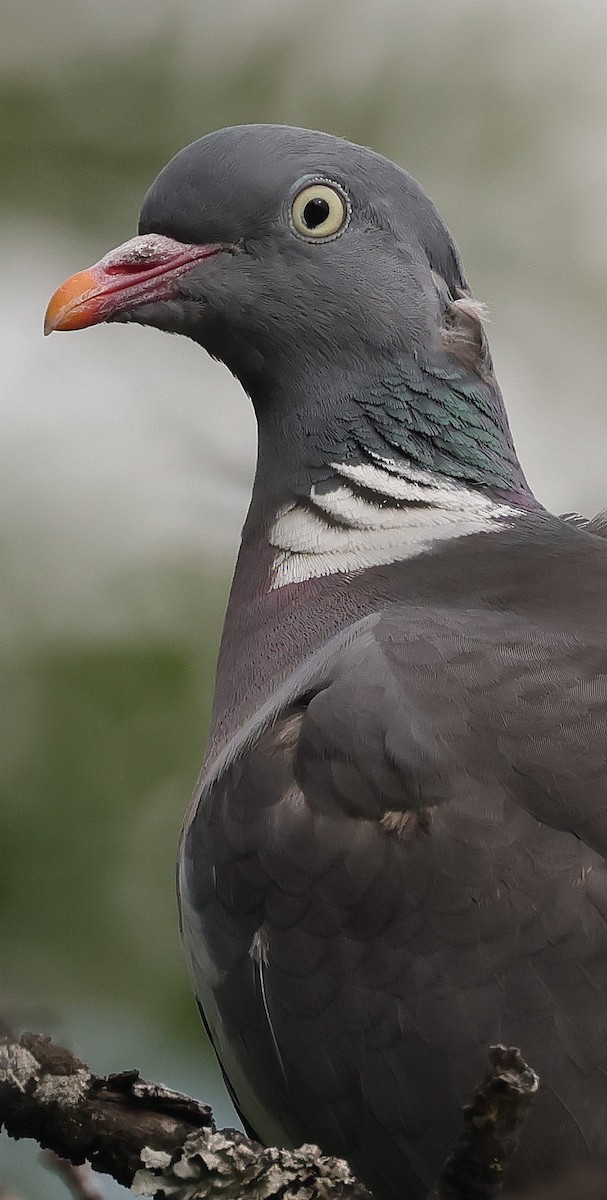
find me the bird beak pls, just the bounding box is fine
[44,233,225,335]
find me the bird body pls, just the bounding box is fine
[46,125,607,1198]
[180,516,607,1198]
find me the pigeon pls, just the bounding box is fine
[45,125,607,1199]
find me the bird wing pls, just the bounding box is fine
[181,602,607,1197]
[295,604,607,856]
[561,509,607,538]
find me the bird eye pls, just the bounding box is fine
[290,182,350,241]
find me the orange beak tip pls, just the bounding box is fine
[44,267,103,336]
[43,311,57,336]
[44,234,218,337]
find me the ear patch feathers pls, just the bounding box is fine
[440,285,493,380]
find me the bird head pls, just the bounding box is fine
[45,124,475,400]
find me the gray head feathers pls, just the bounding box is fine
[135,124,476,391]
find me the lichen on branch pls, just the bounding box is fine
[0,1031,370,1200]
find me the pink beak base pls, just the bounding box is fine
[44,233,225,334]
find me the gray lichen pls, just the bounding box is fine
[0,1042,40,1092]
[35,1069,90,1106]
[132,1130,368,1200]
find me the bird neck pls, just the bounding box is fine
[247,349,534,589]
[205,350,536,758]
[253,348,529,495]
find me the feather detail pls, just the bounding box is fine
[269,458,516,588]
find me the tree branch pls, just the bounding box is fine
[0,1032,370,1200]
[3,1030,602,1200]
[428,1045,538,1199]
[41,1151,107,1200]
[0,1033,212,1188]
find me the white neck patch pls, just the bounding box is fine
[269,459,516,590]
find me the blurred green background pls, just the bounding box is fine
[2,0,607,1195]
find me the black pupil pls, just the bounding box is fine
[303,196,331,229]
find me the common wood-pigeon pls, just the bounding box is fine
[45,125,607,1199]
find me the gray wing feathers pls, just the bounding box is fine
[297,606,607,853]
[180,603,607,1198]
